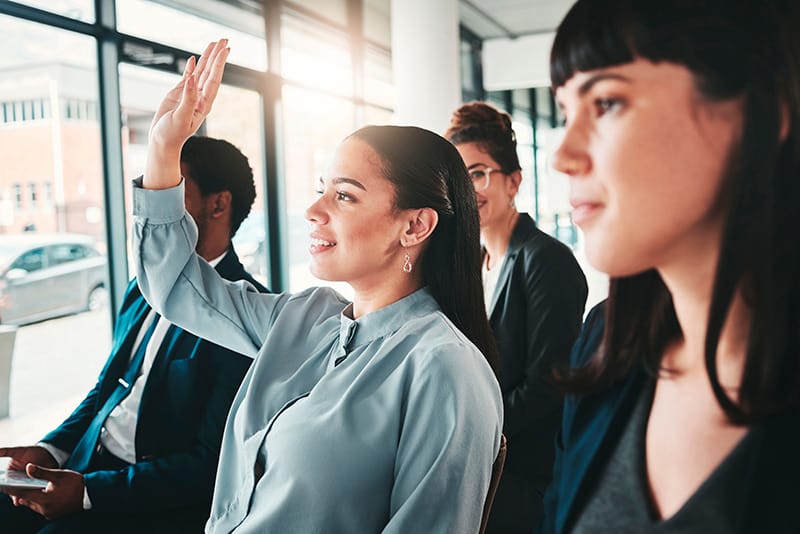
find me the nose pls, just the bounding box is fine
[304,195,328,225]
[551,124,590,177]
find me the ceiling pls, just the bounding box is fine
[460,0,576,39]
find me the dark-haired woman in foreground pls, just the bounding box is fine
[446,102,586,533]
[540,0,800,532]
[131,40,502,532]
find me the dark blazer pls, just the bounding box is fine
[41,247,267,525]
[485,213,587,533]
[539,302,800,534]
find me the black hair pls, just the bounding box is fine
[180,136,256,237]
[551,0,800,423]
[444,101,522,173]
[349,125,499,371]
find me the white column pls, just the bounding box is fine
[391,0,461,134]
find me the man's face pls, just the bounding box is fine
[180,163,210,240]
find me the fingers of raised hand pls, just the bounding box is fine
[197,39,228,92]
[169,74,200,133]
[182,54,197,79]
[193,41,217,82]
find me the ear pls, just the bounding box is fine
[400,207,439,247]
[506,170,522,196]
[209,191,232,219]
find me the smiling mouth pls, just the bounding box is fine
[570,203,603,226]
[309,238,337,253]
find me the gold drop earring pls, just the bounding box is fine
[402,247,413,273]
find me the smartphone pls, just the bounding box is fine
[0,469,49,490]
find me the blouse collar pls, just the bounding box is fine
[337,287,439,352]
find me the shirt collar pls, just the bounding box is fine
[337,287,439,352]
[207,250,226,268]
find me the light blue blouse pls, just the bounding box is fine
[132,180,504,533]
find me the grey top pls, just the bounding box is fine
[131,179,504,533]
[572,379,754,533]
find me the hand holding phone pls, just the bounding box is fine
[0,469,49,490]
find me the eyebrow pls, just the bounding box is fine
[577,72,632,96]
[324,176,367,191]
[556,72,634,108]
[466,163,492,170]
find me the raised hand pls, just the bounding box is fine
[0,446,57,472]
[144,39,230,190]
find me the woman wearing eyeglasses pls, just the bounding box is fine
[446,102,587,534]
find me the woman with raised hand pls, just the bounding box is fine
[134,40,502,533]
[540,1,800,532]
[445,102,587,533]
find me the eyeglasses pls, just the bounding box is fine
[468,167,504,191]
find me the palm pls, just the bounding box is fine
[149,40,229,151]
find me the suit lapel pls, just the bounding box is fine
[487,214,535,318]
[488,250,515,318]
[98,293,152,402]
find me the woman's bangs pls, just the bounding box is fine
[550,0,639,88]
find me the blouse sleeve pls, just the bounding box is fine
[131,178,290,358]
[383,342,503,533]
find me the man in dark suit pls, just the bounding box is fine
[0,136,268,532]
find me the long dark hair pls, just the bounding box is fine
[551,0,800,423]
[350,125,499,371]
[444,101,522,173]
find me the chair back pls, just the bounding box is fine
[479,433,507,534]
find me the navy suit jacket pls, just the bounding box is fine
[485,213,587,532]
[41,247,267,519]
[539,302,800,533]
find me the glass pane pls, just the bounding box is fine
[364,45,393,109]
[461,40,475,93]
[291,0,348,26]
[535,86,556,125]
[118,64,268,286]
[119,64,181,270]
[281,14,352,96]
[282,85,355,297]
[512,116,535,217]
[0,15,110,444]
[364,105,393,126]
[117,0,267,71]
[11,0,94,23]
[363,0,391,47]
[512,88,531,113]
[205,87,269,288]
[538,125,608,309]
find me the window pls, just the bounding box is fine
[117,0,267,71]
[12,0,94,23]
[49,244,90,266]
[281,15,353,96]
[28,182,37,208]
[43,182,53,206]
[364,45,393,109]
[12,248,45,273]
[289,0,349,26]
[0,13,110,435]
[363,0,391,47]
[13,184,22,209]
[282,85,356,296]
